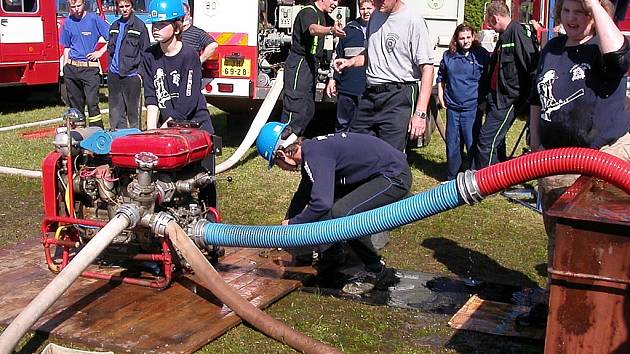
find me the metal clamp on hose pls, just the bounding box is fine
[115,204,142,228]
[188,219,210,249]
[150,212,175,237]
[456,170,484,205]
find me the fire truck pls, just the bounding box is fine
[0,0,150,92]
[192,0,465,116]
[0,0,59,87]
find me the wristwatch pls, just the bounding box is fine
[414,110,427,119]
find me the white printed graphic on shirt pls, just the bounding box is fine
[186,70,193,97]
[154,68,180,108]
[170,71,181,87]
[538,69,584,122]
[570,63,590,81]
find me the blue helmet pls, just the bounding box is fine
[148,0,185,23]
[256,122,297,168]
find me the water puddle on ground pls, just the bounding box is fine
[301,269,537,314]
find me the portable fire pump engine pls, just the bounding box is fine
[40,109,223,289]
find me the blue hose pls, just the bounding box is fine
[200,180,464,248]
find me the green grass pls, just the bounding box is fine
[0,95,546,353]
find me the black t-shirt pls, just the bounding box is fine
[142,44,214,134]
[181,26,216,55]
[531,36,630,149]
[290,4,333,59]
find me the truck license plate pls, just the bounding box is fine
[221,59,251,77]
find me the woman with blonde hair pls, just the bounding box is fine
[523,0,630,327]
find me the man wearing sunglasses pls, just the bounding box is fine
[60,0,110,128]
[107,0,150,129]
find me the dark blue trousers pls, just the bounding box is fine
[335,93,359,132]
[445,108,481,180]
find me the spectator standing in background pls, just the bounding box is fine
[334,0,434,152]
[474,1,538,168]
[280,0,345,137]
[325,0,374,132]
[60,0,110,128]
[107,0,150,129]
[521,0,630,327]
[437,24,490,180]
[181,2,218,63]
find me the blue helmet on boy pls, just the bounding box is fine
[148,0,185,23]
[256,122,298,169]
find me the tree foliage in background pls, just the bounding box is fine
[464,0,487,31]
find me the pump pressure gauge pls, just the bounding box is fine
[427,0,444,10]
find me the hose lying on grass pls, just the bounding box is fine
[1,148,628,353]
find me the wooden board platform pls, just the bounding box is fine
[448,295,545,339]
[0,239,314,353]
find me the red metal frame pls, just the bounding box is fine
[40,152,177,289]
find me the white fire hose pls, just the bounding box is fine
[0,213,133,354]
[215,69,284,174]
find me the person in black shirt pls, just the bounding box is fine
[107,0,150,129]
[256,122,412,295]
[474,2,538,168]
[143,0,213,136]
[280,0,345,137]
[181,2,218,63]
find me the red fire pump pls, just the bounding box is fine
[40,111,223,289]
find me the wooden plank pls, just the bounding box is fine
[0,238,312,353]
[448,294,545,339]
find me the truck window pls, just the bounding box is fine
[2,0,38,12]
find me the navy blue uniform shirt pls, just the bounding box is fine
[289,132,409,224]
[436,46,490,111]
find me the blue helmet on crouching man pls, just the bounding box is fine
[256,122,299,169]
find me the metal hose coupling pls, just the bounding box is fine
[149,212,175,237]
[188,219,210,249]
[456,170,484,205]
[115,204,142,228]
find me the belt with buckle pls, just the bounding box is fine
[68,59,100,68]
[366,82,414,93]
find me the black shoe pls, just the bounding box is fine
[516,303,549,327]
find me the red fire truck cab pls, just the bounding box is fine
[0,0,59,87]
